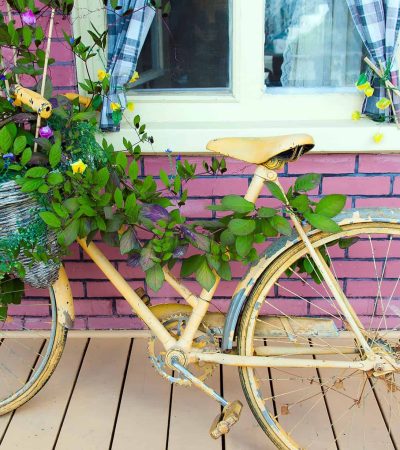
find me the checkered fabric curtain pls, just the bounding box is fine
[100,0,155,131]
[346,0,400,121]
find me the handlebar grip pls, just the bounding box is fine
[10,85,53,119]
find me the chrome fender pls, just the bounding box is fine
[222,208,400,351]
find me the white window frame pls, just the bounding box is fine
[72,0,400,153]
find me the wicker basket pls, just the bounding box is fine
[0,180,60,288]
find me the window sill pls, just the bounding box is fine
[103,119,400,154]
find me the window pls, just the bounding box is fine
[73,0,400,153]
[133,1,231,90]
[265,0,365,88]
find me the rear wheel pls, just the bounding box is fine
[0,267,69,415]
[238,222,400,449]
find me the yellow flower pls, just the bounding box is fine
[110,102,121,111]
[71,159,87,174]
[376,97,391,110]
[364,87,374,97]
[373,132,384,143]
[129,71,139,83]
[352,110,361,121]
[356,81,370,91]
[127,102,135,112]
[97,69,108,82]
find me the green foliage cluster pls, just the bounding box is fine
[0,0,349,319]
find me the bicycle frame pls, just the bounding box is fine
[77,164,381,372]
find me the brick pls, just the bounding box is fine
[358,155,400,173]
[322,176,391,195]
[179,199,212,218]
[8,300,51,317]
[261,298,308,315]
[48,64,76,88]
[24,317,52,330]
[143,156,172,176]
[74,300,113,316]
[0,318,23,331]
[49,41,75,62]
[332,260,382,278]
[288,155,355,174]
[70,318,88,330]
[187,177,249,197]
[64,262,107,280]
[88,317,146,330]
[354,197,400,208]
[393,177,400,194]
[348,239,400,259]
[86,281,121,298]
[63,244,81,261]
[116,262,145,280]
[347,280,399,297]
[83,242,123,261]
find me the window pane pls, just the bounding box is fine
[132,0,230,90]
[265,0,364,88]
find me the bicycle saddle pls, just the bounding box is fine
[206,134,314,166]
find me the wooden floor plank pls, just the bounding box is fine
[370,373,400,448]
[0,339,87,450]
[0,338,44,439]
[55,338,131,450]
[223,365,274,450]
[316,339,394,450]
[168,365,222,450]
[111,339,170,450]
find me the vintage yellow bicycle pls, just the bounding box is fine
[1,134,400,449]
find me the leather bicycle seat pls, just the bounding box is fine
[206,134,314,165]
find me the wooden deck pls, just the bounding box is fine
[0,336,395,450]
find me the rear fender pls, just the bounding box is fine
[222,208,400,351]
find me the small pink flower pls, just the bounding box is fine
[39,125,53,139]
[21,10,36,26]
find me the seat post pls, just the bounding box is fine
[244,165,277,203]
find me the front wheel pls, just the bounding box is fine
[238,222,400,449]
[0,267,71,415]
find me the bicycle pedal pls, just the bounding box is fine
[134,287,151,306]
[209,400,243,439]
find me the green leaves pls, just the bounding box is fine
[146,264,164,292]
[315,194,346,218]
[39,211,61,228]
[209,195,255,214]
[0,123,16,153]
[26,166,48,178]
[49,140,62,168]
[294,173,321,192]
[303,212,341,233]
[13,136,27,154]
[266,181,287,203]
[119,228,139,254]
[228,218,256,236]
[196,257,216,291]
[95,167,110,187]
[269,215,292,236]
[236,235,253,257]
[181,255,203,277]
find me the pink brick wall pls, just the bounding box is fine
[3,9,400,330]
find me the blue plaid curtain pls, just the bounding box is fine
[100,0,155,131]
[346,0,400,121]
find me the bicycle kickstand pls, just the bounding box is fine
[171,361,243,439]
